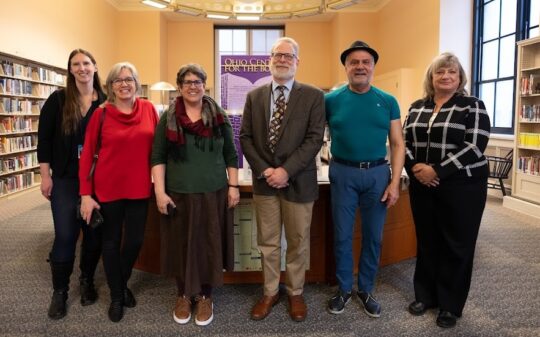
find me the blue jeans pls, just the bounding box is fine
[329,161,390,293]
[50,177,101,265]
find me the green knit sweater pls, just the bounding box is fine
[150,113,238,194]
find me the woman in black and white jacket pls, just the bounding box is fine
[403,52,491,329]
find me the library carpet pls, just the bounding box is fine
[0,190,538,337]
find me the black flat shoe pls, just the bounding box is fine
[436,310,457,328]
[123,288,136,308]
[408,301,429,316]
[80,279,97,306]
[108,301,124,322]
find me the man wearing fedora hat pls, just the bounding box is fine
[325,40,405,318]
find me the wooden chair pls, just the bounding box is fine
[486,149,513,196]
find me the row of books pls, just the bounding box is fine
[520,73,540,95]
[0,60,66,85]
[0,97,42,114]
[520,104,540,122]
[516,156,540,176]
[0,116,36,133]
[0,78,58,98]
[519,132,540,148]
[0,171,39,196]
[0,135,37,154]
[0,152,38,175]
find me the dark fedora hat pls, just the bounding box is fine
[340,40,379,65]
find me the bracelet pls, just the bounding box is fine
[228,184,240,188]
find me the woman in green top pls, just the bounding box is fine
[151,63,239,327]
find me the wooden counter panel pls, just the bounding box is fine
[134,185,416,285]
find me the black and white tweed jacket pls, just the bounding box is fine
[403,93,491,180]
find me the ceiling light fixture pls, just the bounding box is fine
[236,15,261,21]
[174,5,203,16]
[327,0,359,11]
[262,12,293,20]
[293,7,323,18]
[141,0,168,10]
[206,12,231,20]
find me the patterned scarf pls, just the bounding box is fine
[165,95,225,161]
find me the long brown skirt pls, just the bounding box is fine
[160,186,234,296]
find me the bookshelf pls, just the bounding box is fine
[0,52,66,198]
[506,37,540,216]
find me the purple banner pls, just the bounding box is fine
[220,55,272,110]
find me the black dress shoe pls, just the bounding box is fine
[408,301,429,316]
[436,310,457,328]
[108,301,124,322]
[123,288,136,308]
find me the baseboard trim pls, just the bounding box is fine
[502,196,540,220]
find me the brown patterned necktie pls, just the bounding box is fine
[267,85,286,153]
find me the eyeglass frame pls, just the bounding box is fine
[112,77,136,86]
[181,79,205,88]
[271,52,297,62]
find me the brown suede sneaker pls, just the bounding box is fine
[173,295,192,324]
[194,295,214,326]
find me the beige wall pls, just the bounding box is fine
[167,21,214,89]
[0,0,116,75]
[285,22,333,89]
[375,0,439,76]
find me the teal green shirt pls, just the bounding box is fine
[151,113,238,194]
[325,85,400,162]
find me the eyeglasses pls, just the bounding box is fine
[181,80,204,88]
[112,77,135,86]
[271,52,296,62]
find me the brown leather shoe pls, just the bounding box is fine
[251,294,279,320]
[288,295,307,322]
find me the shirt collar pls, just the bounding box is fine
[272,79,294,92]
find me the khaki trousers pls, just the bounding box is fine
[253,194,313,296]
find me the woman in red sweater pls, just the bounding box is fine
[79,62,158,322]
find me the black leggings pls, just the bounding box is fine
[100,198,148,301]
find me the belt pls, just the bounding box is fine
[332,157,387,169]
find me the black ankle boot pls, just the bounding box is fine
[108,301,124,322]
[48,257,73,320]
[80,278,98,306]
[48,290,68,320]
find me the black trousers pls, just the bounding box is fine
[100,198,149,301]
[409,175,487,316]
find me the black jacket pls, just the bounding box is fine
[37,89,106,178]
[403,93,491,180]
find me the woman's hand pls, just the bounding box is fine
[228,186,240,208]
[412,163,440,187]
[156,192,175,215]
[80,195,100,225]
[40,175,53,200]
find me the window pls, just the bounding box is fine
[472,0,539,135]
[214,26,283,100]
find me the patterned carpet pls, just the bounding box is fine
[0,190,538,337]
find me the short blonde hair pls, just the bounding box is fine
[423,52,468,100]
[105,62,141,103]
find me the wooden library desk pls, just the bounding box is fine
[134,184,416,285]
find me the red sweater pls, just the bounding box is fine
[79,98,158,202]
